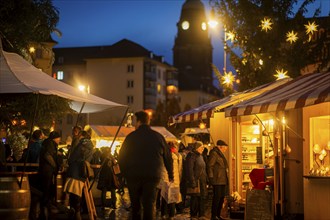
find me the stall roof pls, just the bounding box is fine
[225,72,330,117]
[0,48,126,113]
[86,125,178,142]
[169,78,291,124]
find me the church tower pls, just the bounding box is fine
[173,0,213,91]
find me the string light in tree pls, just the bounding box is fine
[260,18,273,32]
[286,30,298,43]
[274,69,289,80]
[222,71,235,87]
[226,31,235,42]
[304,21,318,42]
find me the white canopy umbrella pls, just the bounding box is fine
[0,49,126,113]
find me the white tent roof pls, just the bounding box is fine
[0,49,126,113]
[86,125,178,142]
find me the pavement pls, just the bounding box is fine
[52,187,244,220]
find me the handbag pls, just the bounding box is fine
[84,160,94,178]
[111,162,121,189]
[186,181,200,195]
[161,182,181,204]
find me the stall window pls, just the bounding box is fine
[309,116,330,176]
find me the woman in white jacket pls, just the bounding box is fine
[160,142,182,219]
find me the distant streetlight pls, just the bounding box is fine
[78,85,85,91]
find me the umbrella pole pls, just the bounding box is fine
[19,93,39,188]
[89,106,129,191]
[76,102,86,126]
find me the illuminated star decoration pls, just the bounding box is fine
[260,18,273,32]
[286,31,298,44]
[225,31,235,42]
[304,21,318,42]
[222,71,235,87]
[274,69,288,80]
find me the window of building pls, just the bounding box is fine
[127,65,134,73]
[58,57,64,64]
[57,71,64,80]
[127,96,134,104]
[157,84,161,94]
[127,80,134,88]
[158,69,161,79]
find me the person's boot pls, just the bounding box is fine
[74,197,82,220]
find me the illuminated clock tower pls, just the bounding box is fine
[173,0,213,91]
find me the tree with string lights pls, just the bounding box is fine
[210,0,329,91]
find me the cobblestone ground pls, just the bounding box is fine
[54,187,242,220]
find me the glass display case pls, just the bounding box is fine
[241,122,262,193]
[309,115,330,177]
[240,119,275,197]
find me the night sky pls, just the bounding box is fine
[51,0,330,69]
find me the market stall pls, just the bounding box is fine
[169,78,291,201]
[225,72,330,219]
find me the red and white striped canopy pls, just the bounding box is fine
[226,72,330,117]
[169,78,291,125]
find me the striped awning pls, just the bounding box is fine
[226,72,330,117]
[169,78,291,125]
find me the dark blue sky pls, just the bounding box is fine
[52,0,330,69]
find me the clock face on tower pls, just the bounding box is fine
[181,21,189,30]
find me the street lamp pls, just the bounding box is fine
[208,8,237,95]
[208,8,227,73]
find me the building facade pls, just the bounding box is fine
[52,39,178,138]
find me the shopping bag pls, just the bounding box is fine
[161,182,181,204]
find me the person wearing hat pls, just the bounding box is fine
[184,141,208,219]
[38,131,61,219]
[207,140,229,220]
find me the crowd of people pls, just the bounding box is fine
[0,110,230,220]
[118,111,230,220]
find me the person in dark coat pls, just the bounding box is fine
[63,130,94,220]
[207,140,229,220]
[118,111,174,220]
[185,141,208,219]
[67,126,82,159]
[26,130,44,171]
[38,131,61,219]
[97,147,118,209]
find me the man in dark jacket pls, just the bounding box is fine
[118,111,174,220]
[38,131,61,219]
[207,140,229,220]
